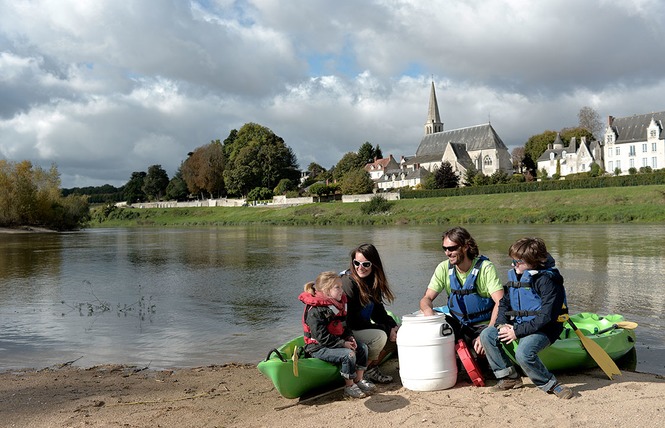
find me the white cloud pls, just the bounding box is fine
[1,0,664,187]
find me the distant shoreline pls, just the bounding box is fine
[0,226,58,234]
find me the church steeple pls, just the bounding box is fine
[425,81,443,135]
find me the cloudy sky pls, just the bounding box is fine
[1,0,664,188]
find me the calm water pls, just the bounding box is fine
[1,224,663,375]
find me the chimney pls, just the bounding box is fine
[608,115,615,126]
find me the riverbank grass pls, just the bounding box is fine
[91,184,665,227]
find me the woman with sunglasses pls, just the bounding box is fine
[341,243,398,384]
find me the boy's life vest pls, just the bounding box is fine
[298,291,347,345]
[504,266,568,324]
[448,256,494,325]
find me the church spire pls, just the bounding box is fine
[425,81,443,135]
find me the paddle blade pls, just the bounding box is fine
[616,321,638,330]
[562,314,621,380]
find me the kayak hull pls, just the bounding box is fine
[502,312,637,372]
[257,336,344,399]
[258,312,399,399]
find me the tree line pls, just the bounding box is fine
[0,160,89,230]
[65,122,384,204]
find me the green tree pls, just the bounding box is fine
[590,162,602,177]
[301,162,327,188]
[274,178,296,195]
[308,183,331,202]
[223,123,299,197]
[124,172,147,204]
[165,169,189,201]
[340,169,373,194]
[0,160,89,230]
[142,164,169,201]
[463,165,478,187]
[489,170,510,184]
[473,172,490,186]
[333,152,363,181]
[524,130,558,168]
[538,168,549,180]
[560,127,595,145]
[247,187,273,202]
[435,161,459,188]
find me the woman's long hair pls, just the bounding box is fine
[348,243,395,306]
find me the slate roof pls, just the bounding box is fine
[448,142,474,169]
[415,123,508,157]
[611,111,665,143]
[537,135,596,163]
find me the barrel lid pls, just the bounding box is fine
[455,339,485,387]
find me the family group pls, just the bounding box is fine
[298,226,574,400]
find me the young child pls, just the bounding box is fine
[299,271,376,399]
[479,237,574,399]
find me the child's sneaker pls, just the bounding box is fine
[356,379,376,393]
[548,383,573,399]
[343,384,366,399]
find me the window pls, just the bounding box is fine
[629,145,636,156]
[642,158,648,167]
[615,147,620,156]
[643,144,648,153]
[630,158,635,168]
[483,156,492,166]
[608,161,613,170]
[616,160,621,170]
[653,157,658,169]
[606,134,614,144]
[653,143,658,152]
[650,129,657,139]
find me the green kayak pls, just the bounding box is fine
[502,312,637,371]
[258,312,399,399]
[257,336,345,399]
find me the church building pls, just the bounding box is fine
[375,81,512,190]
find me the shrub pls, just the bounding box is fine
[360,195,394,215]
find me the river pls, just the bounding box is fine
[1,224,663,375]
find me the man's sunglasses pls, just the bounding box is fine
[442,244,460,252]
[353,259,372,268]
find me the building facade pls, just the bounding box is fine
[537,133,603,177]
[604,112,665,174]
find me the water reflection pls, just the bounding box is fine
[0,225,663,375]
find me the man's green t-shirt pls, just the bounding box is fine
[427,256,502,298]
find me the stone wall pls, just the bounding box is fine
[341,192,400,203]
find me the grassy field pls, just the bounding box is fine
[90,184,665,228]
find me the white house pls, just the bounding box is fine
[537,133,603,177]
[604,111,665,174]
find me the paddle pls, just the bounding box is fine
[560,314,621,380]
[596,321,639,335]
[292,346,300,377]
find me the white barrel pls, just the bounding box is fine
[397,312,457,391]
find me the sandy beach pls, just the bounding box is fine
[2,357,664,428]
